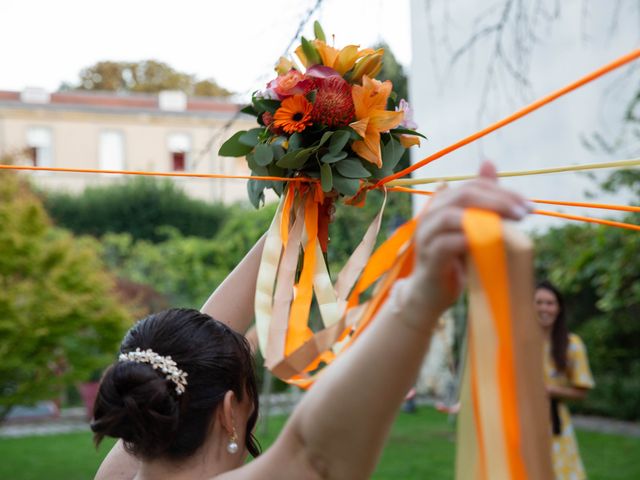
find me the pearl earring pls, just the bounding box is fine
[227,428,239,454]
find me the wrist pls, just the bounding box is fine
[388,278,440,334]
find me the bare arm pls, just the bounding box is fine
[229,162,529,480]
[547,385,589,401]
[200,235,266,334]
[94,440,139,480]
[95,236,266,480]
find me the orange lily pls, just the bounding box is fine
[349,76,404,167]
[295,40,377,76]
[399,134,421,148]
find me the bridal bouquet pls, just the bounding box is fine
[219,21,424,208]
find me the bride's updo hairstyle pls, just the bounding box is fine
[91,308,260,459]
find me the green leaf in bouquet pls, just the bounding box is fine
[276,147,314,169]
[254,143,274,166]
[268,164,286,179]
[301,36,322,65]
[288,132,302,151]
[329,130,351,154]
[320,151,348,164]
[219,131,253,157]
[253,98,280,114]
[306,90,317,104]
[348,128,363,141]
[247,177,267,209]
[294,147,315,164]
[335,158,372,178]
[320,163,333,192]
[239,128,263,147]
[246,152,257,170]
[381,136,406,172]
[241,104,258,116]
[270,181,285,196]
[314,21,326,42]
[390,128,428,139]
[318,131,334,147]
[332,173,360,196]
[271,144,286,161]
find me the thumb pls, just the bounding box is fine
[478,160,497,182]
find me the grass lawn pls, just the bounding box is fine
[1,408,638,479]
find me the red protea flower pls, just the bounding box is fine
[311,76,355,128]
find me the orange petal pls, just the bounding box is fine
[399,134,421,148]
[355,76,393,116]
[334,45,361,75]
[314,40,339,68]
[369,110,404,132]
[295,45,309,68]
[349,118,369,138]
[352,130,382,167]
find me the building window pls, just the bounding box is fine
[26,127,53,168]
[172,152,186,171]
[99,131,125,171]
[168,133,191,171]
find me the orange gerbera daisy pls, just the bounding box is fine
[273,94,314,134]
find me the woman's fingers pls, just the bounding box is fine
[416,207,464,247]
[427,181,529,221]
[478,160,498,181]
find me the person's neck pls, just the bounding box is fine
[542,326,552,340]
[134,436,237,480]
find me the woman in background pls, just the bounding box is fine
[534,280,595,480]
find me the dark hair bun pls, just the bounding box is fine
[90,361,180,458]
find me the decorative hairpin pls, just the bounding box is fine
[119,348,188,395]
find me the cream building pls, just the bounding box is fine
[0,88,257,203]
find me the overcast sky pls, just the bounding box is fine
[0,0,411,96]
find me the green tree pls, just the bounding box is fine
[0,171,132,420]
[374,41,409,104]
[41,177,230,243]
[63,59,233,97]
[101,203,276,308]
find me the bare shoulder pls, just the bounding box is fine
[212,432,325,480]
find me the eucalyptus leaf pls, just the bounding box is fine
[247,178,267,209]
[276,148,313,169]
[271,144,286,161]
[335,158,372,179]
[381,136,406,172]
[320,151,348,164]
[329,130,351,154]
[320,163,333,192]
[252,98,280,114]
[218,131,253,157]
[318,131,334,147]
[246,152,257,170]
[240,104,257,116]
[332,173,360,196]
[239,128,263,147]
[270,181,285,196]
[288,133,302,151]
[254,144,274,166]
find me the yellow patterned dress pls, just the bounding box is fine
[543,333,595,480]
